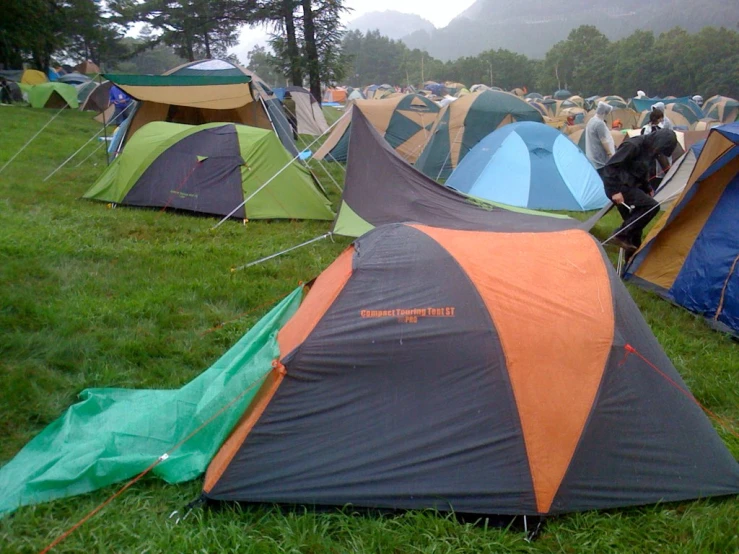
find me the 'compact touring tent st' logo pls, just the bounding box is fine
[360,307,456,324]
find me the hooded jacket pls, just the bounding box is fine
[601,129,677,197]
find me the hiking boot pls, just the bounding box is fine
[609,236,638,257]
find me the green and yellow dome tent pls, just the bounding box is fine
[84,121,333,221]
[28,82,79,109]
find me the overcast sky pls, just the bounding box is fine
[230,2,477,64]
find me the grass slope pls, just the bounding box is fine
[0,106,737,553]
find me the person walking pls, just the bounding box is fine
[585,101,615,171]
[602,129,677,255]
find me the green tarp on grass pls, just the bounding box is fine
[0,288,302,517]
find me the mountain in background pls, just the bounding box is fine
[346,11,436,40]
[401,0,739,60]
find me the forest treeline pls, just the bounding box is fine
[339,25,739,98]
[3,0,737,99]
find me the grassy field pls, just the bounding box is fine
[0,106,737,553]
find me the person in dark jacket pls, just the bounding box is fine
[602,128,677,254]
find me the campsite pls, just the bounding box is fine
[2,2,739,552]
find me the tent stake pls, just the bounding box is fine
[231,233,331,272]
[0,106,66,175]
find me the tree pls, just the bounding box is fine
[245,45,283,86]
[0,0,65,71]
[269,0,303,85]
[537,26,611,96]
[111,0,259,62]
[611,30,656,99]
[112,34,187,74]
[60,0,129,69]
[268,0,349,95]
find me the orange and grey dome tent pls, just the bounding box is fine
[202,222,739,515]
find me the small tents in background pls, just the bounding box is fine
[58,72,91,86]
[415,90,544,180]
[20,69,47,85]
[28,82,79,109]
[0,68,47,86]
[74,80,97,105]
[83,121,333,221]
[568,128,626,152]
[693,118,721,131]
[585,107,639,129]
[703,96,739,123]
[323,87,347,103]
[663,103,703,128]
[75,60,101,75]
[314,94,440,164]
[446,122,607,211]
[202,222,739,516]
[347,88,364,101]
[80,80,112,112]
[274,86,329,136]
[598,95,628,109]
[625,123,739,336]
[553,89,572,100]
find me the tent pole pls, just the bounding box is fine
[0,106,66,175]
[436,126,464,181]
[99,73,109,165]
[279,101,345,193]
[232,233,331,272]
[212,110,351,230]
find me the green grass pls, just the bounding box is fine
[0,106,737,553]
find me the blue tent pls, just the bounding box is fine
[446,122,608,211]
[625,123,739,336]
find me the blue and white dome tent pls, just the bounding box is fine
[446,122,608,211]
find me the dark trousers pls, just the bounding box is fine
[614,188,659,248]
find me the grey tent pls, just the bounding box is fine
[283,86,329,136]
[654,140,703,207]
[80,80,113,112]
[58,72,91,86]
